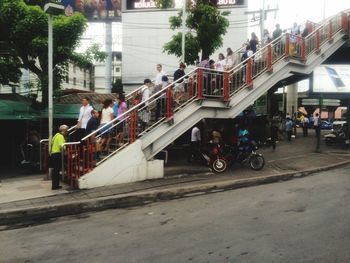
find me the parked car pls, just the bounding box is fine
[304,118,332,129]
[321,121,332,130]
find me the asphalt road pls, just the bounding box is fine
[1,165,350,263]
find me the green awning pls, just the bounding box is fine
[0,99,40,120]
[41,103,81,119]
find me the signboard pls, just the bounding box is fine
[302,98,341,106]
[126,0,245,10]
[302,99,319,106]
[61,0,121,21]
[312,65,350,93]
[322,99,341,106]
[126,0,163,9]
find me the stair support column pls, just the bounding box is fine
[267,44,273,72]
[316,29,321,54]
[166,87,173,120]
[285,33,290,58]
[246,58,253,88]
[328,20,333,42]
[197,69,204,99]
[223,71,230,102]
[341,12,349,34]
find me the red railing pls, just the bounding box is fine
[57,10,349,188]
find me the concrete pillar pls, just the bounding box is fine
[286,83,298,117]
[346,101,350,144]
[105,21,112,93]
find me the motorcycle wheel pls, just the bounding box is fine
[325,139,333,146]
[249,155,265,170]
[212,158,227,173]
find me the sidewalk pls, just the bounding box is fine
[1,130,350,226]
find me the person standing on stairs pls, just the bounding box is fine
[155,64,166,92]
[76,97,93,141]
[141,79,153,131]
[99,99,114,152]
[116,94,128,146]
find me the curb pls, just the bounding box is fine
[0,160,349,226]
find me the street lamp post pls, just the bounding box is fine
[181,0,186,63]
[315,96,323,153]
[44,3,64,178]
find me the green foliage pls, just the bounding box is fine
[72,44,107,69]
[154,0,173,9]
[0,57,22,85]
[163,0,230,65]
[163,33,200,65]
[111,78,123,94]
[0,0,104,106]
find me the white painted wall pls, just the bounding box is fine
[94,54,122,93]
[61,63,92,92]
[78,140,164,189]
[122,6,248,92]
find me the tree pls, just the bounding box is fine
[0,46,22,85]
[0,0,105,107]
[111,78,123,94]
[163,0,230,65]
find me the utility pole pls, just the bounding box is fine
[105,21,112,93]
[244,4,278,40]
[181,0,186,63]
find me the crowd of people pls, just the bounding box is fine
[196,20,313,74]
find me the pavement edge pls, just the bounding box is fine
[1,160,349,226]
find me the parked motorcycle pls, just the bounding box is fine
[223,140,265,170]
[324,128,346,146]
[20,143,40,173]
[200,143,227,173]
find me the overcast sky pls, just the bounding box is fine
[249,0,350,34]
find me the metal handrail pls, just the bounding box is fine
[125,78,155,101]
[61,141,81,180]
[39,139,49,171]
[81,68,198,141]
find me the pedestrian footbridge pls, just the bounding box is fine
[42,10,350,189]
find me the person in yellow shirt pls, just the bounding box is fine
[50,125,68,190]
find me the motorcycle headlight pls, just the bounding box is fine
[212,147,219,155]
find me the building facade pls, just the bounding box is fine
[93,51,122,93]
[121,0,248,92]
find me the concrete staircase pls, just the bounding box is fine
[72,10,350,189]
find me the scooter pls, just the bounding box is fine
[20,143,40,173]
[324,128,346,146]
[200,143,227,173]
[223,140,265,170]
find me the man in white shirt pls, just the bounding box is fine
[302,115,309,137]
[141,79,152,106]
[188,124,201,163]
[314,113,320,137]
[155,64,166,90]
[76,97,93,140]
